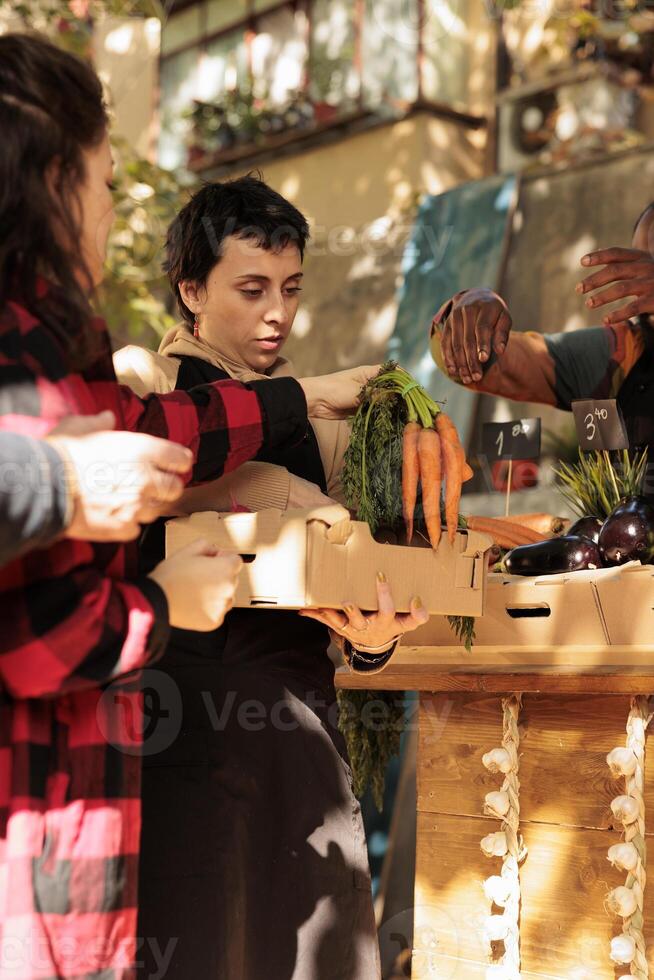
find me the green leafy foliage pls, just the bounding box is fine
[342,361,440,532]
[336,689,405,811]
[0,1,164,60]
[446,615,476,652]
[340,363,478,805]
[98,137,188,349]
[555,449,648,519]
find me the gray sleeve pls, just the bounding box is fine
[543,327,613,411]
[0,433,69,567]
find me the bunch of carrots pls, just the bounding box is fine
[342,362,474,550]
[402,411,474,549]
[342,362,569,558]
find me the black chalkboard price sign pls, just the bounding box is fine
[571,399,629,452]
[481,418,542,461]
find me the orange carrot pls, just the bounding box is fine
[461,455,474,483]
[436,415,463,545]
[417,426,442,549]
[486,520,547,544]
[402,421,421,543]
[496,513,568,535]
[470,527,525,550]
[465,515,548,546]
[464,518,531,549]
[437,412,474,484]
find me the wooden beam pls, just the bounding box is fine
[336,665,654,694]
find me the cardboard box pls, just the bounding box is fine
[165,507,493,616]
[389,561,654,671]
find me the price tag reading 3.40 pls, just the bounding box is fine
[481,418,542,461]
[571,399,629,452]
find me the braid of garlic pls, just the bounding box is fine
[482,695,526,980]
[500,695,524,976]
[607,696,653,979]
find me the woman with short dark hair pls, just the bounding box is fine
[116,176,429,979]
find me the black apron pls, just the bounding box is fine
[137,356,380,980]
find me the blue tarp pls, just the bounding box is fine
[388,174,516,446]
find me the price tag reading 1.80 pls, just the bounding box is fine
[481,418,542,461]
[571,399,629,452]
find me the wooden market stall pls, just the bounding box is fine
[337,563,654,979]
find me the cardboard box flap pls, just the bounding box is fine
[166,508,492,615]
[306,520,491,615]
[592,562,654,645]
[166,509,310,607]
[406,569,608,653]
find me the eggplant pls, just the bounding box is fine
[568,516,604,545]
[504,536,602,576]
[599,495,654,566]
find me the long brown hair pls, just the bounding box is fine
[0,32,108,369]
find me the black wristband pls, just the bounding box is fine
[343,638,399,673]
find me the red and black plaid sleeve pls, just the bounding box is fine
[116,375,308,483]
[0,304,308,699]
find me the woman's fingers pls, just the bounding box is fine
[342,602,368,632]
[375,573,397,626]
[301,583,429,646]
[396,596,430,635]
[298,607,348,631]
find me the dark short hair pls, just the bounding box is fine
[165,174,310,325]
[0,32,108,369]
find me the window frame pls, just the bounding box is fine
[158,0,488,170]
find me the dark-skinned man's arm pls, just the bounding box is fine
[429,288,558,405]
[429,286,645,410]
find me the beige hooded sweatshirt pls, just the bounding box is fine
[113,323,350,513]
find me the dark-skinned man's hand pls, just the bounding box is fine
[433,288,512,384]
[577,247,654,325]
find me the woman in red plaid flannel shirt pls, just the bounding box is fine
[0,32,375,980]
